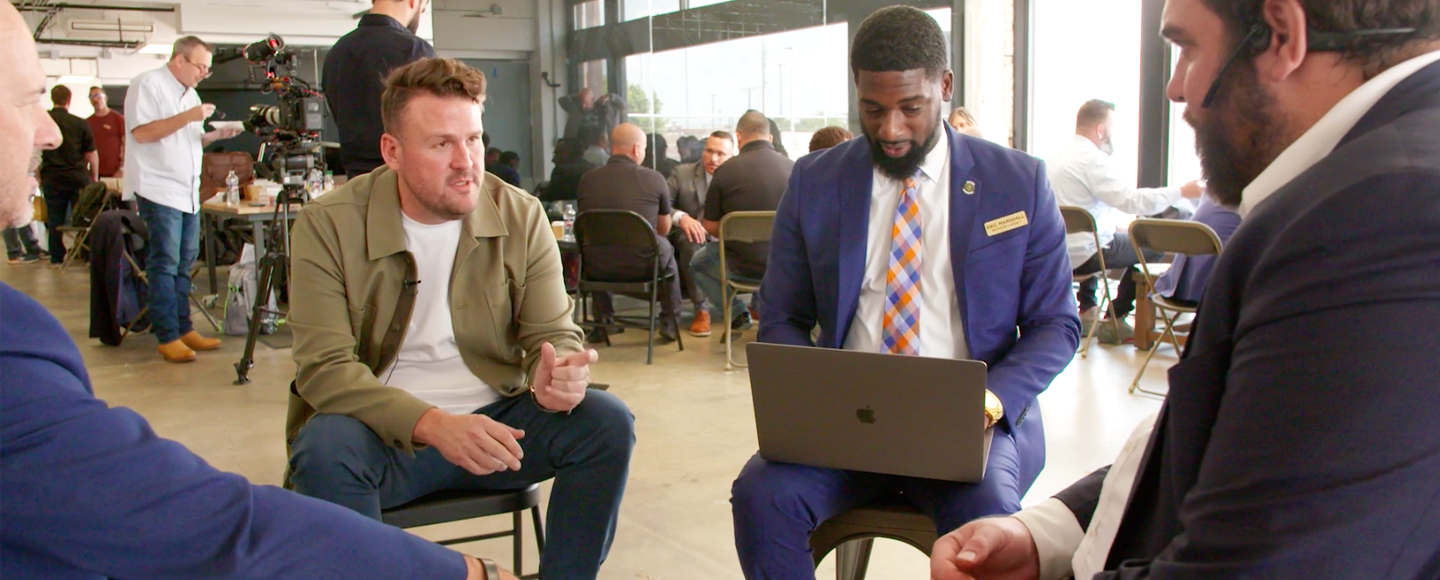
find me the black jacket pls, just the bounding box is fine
[1056,59,1440,579]
[323,14,435,179]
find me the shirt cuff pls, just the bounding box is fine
[673,210,688,222]
[1012,498,1085,580]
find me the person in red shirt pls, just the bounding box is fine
[86,86,124,178]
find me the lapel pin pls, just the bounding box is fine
[963,181,976,195]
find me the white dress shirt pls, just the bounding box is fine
[124,65,204,212]
[843,127,969,360]
[1010,49,1440,580]
[381,214,500,415]
[1047,135,1183,269]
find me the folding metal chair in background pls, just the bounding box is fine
[1126,218,1223,395]
[718,211,775,370]
[1058,206,1120,358]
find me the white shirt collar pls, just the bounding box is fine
[1070,133,1100,152]
[1240,49,1440,217]
[917,122,950,183]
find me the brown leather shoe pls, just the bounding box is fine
[179,330,221,351]
[158,340,197,363]
[689,310,712,337]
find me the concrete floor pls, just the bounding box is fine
[1,261,1172,580]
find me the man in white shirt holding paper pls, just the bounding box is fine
[1048,100,1201,344]
[125,35,241,363]
[933,0,1440,577]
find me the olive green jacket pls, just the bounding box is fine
[286,167,583,456]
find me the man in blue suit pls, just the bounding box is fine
[0,6,504,578]
[730,7,1080,578]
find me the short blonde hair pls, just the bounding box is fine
[381,57,488,135]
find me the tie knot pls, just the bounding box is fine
[903,177,917,190]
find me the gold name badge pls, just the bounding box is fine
[984,211,1029,237]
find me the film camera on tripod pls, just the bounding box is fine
[232,33,334,385]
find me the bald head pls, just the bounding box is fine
[610,123,647,164]
[0,3,63,228]
[736,110,772,148]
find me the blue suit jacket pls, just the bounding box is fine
[0,283,464,580]
[758,124,1080,490]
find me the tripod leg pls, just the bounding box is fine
[234,251,280,385]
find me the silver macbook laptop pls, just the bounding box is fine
[745,343,991,483]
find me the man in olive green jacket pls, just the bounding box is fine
[286,57,633,580]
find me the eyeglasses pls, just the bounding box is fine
[180,55,213,79]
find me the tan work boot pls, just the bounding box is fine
[158,340,197,363]
[179,330,221,351]
[690,310,712,337]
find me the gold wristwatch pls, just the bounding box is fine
[984,390,1004,428]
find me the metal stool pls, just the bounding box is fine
[810,498,938,580]
[381,483,545,579]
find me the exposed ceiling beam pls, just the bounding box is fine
[11,2,176,12]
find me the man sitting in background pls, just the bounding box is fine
[692,111,793,331]
[495,150,522,187]
[287,57,634,580]
[808,125,852,153]
[576,122,682,344]
[666,130,735,336]
[580,124,610,167]
[1049,99,1202,343]
[0,7,506,578]
[1151,194,1240,305]
[542,137,595,202]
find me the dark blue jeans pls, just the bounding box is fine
[289,390,635,580]
[3,226,40,260]
[691,242,761,322]
[137,197,200,344]
[730,430,1022,579]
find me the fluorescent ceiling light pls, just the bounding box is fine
[57,75,96,84]
[138,44,172,55]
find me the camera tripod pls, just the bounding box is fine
[233,185,307,385]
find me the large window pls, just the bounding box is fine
[622,0,681,21]
[1167,49,1204,187]
[567,1,1032,175]
[574,0,604,30]
[1031,0,1142,176]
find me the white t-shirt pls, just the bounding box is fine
[381,214,500,415]
[124,65,204,212]
[843,126,969,360]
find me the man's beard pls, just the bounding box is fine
[406,14,422,34]
[1186,63,1288,208]
[864,111,942,181]
[400,169,479,221]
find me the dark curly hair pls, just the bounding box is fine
[1201,0,1440,78]
[850,6,949,82]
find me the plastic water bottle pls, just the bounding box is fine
[562,204,577,241]
[224,170,239,206]
[306,168,323,196]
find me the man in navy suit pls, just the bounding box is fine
[0,5,505,578]
[932,0,1440,578]
[730,7,1080,577]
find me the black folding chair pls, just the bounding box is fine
[573,210,683,364]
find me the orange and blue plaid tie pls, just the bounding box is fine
[883,174,922,356]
